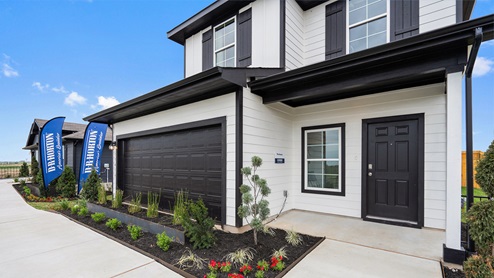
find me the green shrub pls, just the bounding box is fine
[19,162,29,177]
[475,140,494,197]
[23,185,31,196]
[56,167,77,198]
[238,156,271,245]
[173,190,188,225]
[81,169,101,202]
[91,212,106,223]
[57,199,70,210]
[20,180,26,187]
[464,255,493,278]
[71,205,79,214]
[112,189,123,208]
[182,198,216,249]
[127,225,143,240]
[97,185,106,205]
[105,218,122,231]
[147,191,160,218]
[14,177,19,183]
[31,154,39,179]
[128,192,142,214]
[285,229,303,246]
[156,232,173,252]
[78,207,89,217]
[466,200,494,257]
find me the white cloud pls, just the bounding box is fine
[2,63,19,78]
[52,86,69,94]
[32,82,50,91]
[473,57,494,77]
[64,91,87,106]
[96,96,120,110]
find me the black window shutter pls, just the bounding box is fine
[325,0,346,60]
[237,8,252,67]
[391,0,419,41]
[202,29,213,70]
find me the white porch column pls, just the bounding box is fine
[445,71,463,250]
[112,125,118,196]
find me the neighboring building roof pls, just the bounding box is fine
[249,15,494,107]
[167,0,478,45]
[23,119,113,150]
[84,67,283,124]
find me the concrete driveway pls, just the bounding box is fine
[0,179,181,278]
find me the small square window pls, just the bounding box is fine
[302,124,345,196]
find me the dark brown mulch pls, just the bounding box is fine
[11,184,322,277]
[443,265,465,278]
[60,209,322,278]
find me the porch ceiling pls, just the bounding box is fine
[249,15,494,107]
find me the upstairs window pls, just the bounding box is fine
[214,18,236,67]
[348,0,387,53]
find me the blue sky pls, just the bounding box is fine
[0,0,493,162]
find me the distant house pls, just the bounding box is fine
[84,0,493,263]
[23,119,113,184]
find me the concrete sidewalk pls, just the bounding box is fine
[1,179,442,277]
[0,179,181,278]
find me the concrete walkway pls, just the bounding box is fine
[0,179,181,278]
[269,210,443,278]
[1,179,442,277]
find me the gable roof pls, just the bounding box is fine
[23,119,112,150]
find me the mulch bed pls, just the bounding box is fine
[443,265,465,278]
[13,184,323,277]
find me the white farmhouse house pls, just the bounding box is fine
[85,0,494,263]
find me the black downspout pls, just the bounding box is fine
[465,27,483,252]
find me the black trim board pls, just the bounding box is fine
[301,123,346,196]
[235,88,243,227]
[443,244,467,264]
[84,67,282,124]
[361,114,424,228]
[116,117,228,226]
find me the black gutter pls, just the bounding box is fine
[465,27,483,253]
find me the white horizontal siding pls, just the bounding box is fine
[241,83,448,229]
[185,31,203,78]
[303,4,326,65]
[113,93,238,226]
[285,0,305,70]
[251,0,281,67]
[420,0,457,33]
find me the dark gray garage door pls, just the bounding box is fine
[118,123,224,222]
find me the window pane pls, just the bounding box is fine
[368,32,386,48]
[368,0,386,18]
[307,132,322,145]
[324,175,339,189]
[324,161,339,175]
[224,20,235,33]
[349,6,366,25]
[349,0,366,11]
[216,51,224,63]
[307,146,323,159]
[308,161,323,174]
[324,129,339,145]
[325,145,339,159]
[308,174,323,188]
[225,46,235,59]
[215,37,224,50]
[368,17,386,35]
[224,57,235,67]
[350,24,366,41]
[225,31,235,46]
[350,38,366,53]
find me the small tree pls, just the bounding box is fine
[19,162,29,177]
[81,169,101,202]
[56,167,77,198]
[238,156,271,245]
[464,140,494,277]
[31,154,39,179]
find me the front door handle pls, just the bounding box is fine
[368,172,373,177]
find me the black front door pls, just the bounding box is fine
[363,115,422,225]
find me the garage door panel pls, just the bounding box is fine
[121,124,224,221]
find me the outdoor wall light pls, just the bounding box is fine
[109,141,117,151]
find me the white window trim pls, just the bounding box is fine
[213,16,237,67]
[304,127,343,193]
[346,0,390,54]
